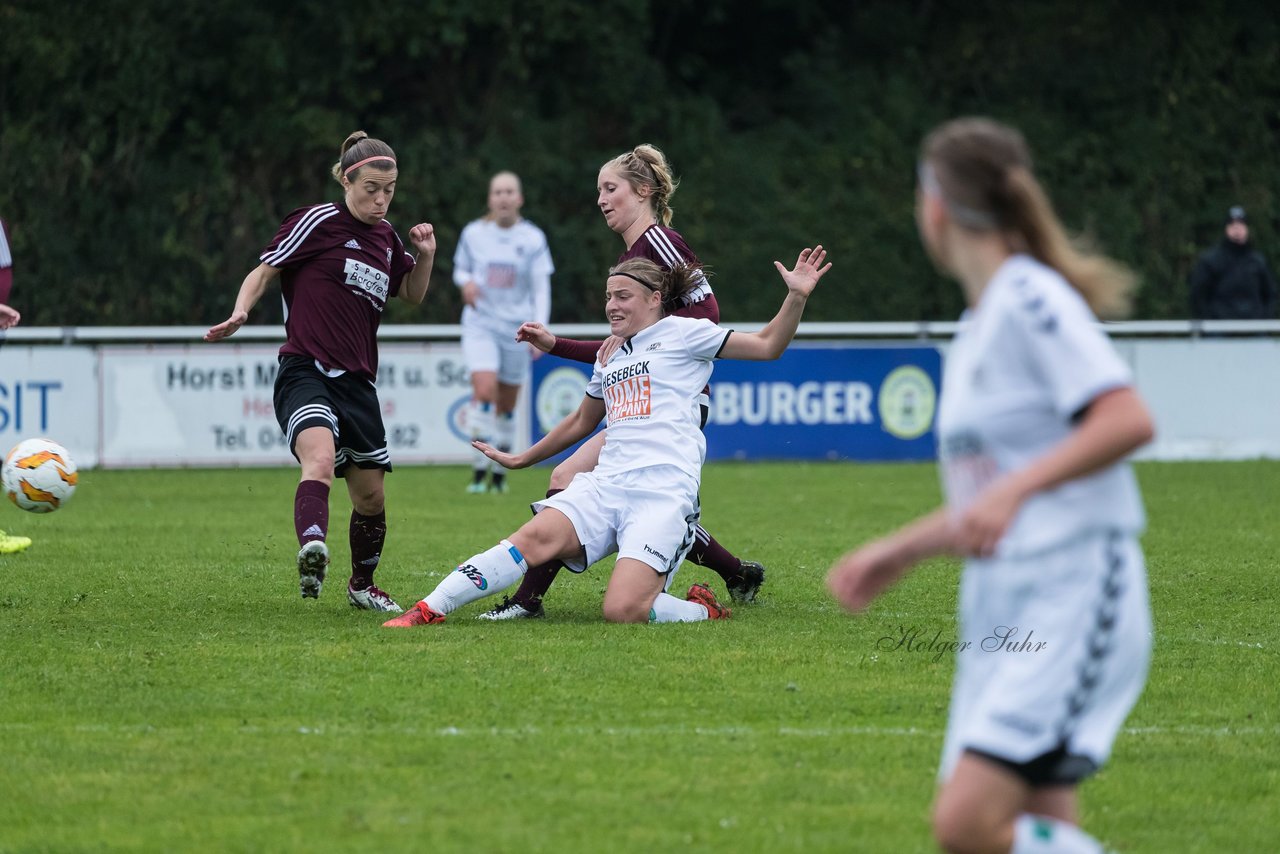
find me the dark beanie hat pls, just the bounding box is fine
[1226,205,1247,224]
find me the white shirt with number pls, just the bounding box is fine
[586,315,730,480]
[453,218,554,327]
[937,254,1146,558]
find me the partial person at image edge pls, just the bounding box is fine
[1189,205,1277,320]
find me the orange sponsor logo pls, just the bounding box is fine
[604,375,652,421]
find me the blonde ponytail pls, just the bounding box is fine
[602,144,680,226]
[1003,167,1135,318]
[924,117,1136,319]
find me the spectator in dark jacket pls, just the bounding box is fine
[1189,206,1277,319]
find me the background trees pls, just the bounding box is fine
[2,0,1276,325]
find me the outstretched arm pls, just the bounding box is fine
[719,246,831,361]
[827,508,958,613]
[204,263,280,341]
[549,336,606,364]
[516,321,558,353]
[474,395,606,469]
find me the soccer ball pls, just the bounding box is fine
[3,438,78,513]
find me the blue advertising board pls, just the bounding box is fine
[529,343,941,462]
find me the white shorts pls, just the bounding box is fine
[461,311,529,386]
[939,530,1152,786]
[532,465,701,581]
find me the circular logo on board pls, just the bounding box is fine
[878,366,937,440]
[536,367,589,434]
[446,394,472,443]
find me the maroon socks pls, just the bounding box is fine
[687,526,743,583]
[349,510,386,590]
[294,480,330,546]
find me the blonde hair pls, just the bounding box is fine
[609,258,703,312]
[331,131,396,185]
[922,117,1136,318]
[602,144,679,227]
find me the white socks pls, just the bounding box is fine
[469,401,494,473]
[494,410,515,453]
[649,591,709,623]
[424,540,527,614]
[1011,814,1104,854]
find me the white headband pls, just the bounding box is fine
[918,162,999,230]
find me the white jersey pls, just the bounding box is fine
[937,254,1146,558]
[586,315,730,480]
[453,218,554,326]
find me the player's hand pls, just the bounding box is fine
[597,335,626,366]
[462,281,480,308]
[0,303,20,330]
[409,223,436,258]
[516,322,556,353]
[954,476,1026,558]
[472,440,525,470]
[204,309,249,342]
[773,246,831,299]
[826,538,910,613]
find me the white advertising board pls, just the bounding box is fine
[1128,338,1280,460]
[0,346,101,467]
[98,343,518,467]
[9,329,1280,468]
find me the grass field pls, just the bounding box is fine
[0,460,1276,853]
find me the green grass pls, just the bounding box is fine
[0,461,1276,853]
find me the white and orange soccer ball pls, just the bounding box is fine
[3,438,78,513]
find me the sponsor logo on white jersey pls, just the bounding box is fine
[602,359,652,422]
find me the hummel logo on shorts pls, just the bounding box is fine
[345,239,362,250]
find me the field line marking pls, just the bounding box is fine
[0,723,1275,738]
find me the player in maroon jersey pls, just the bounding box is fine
[205,131,436,612]
[0,217,14,306]
[0,217,17,329]
[477,144,766,620]
[0,217,32,554]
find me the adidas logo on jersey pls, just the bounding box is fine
[345,239,362,250]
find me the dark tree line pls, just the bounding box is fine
[2,0,1277,326]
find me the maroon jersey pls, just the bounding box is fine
[261,203,415,381]
[551,224,720,363]
[0,218,12,305]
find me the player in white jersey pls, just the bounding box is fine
[478,144,766,622]
[827,118,1155,854]
[454,171,555,494]
[385,247,830,628]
